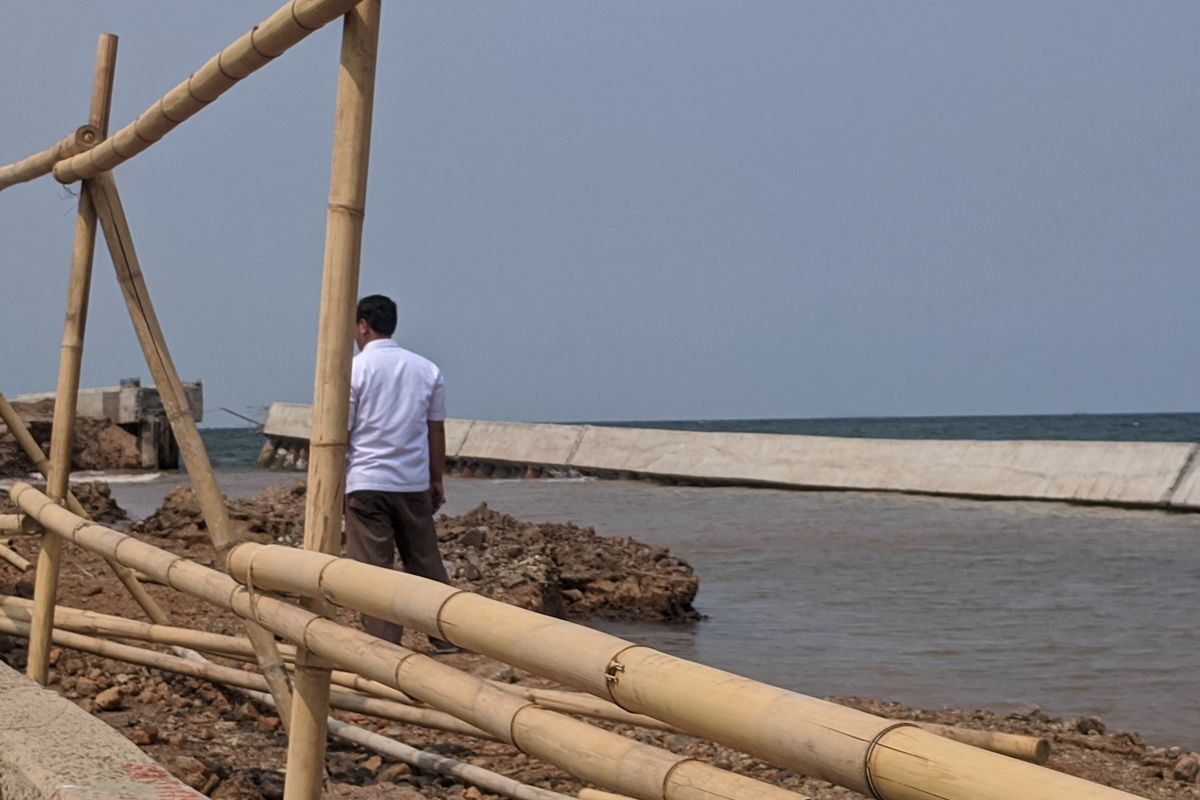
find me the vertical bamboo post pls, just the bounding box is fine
[27,33,118,684]
[284,3,381,798]
[86,171,294,730]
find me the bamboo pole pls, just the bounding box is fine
[0,611,490,739]
[491,683,679,733]
[579,791,637,800]
[0,516,22,533]
[223,543,1143,800]
[0,392,168,626]
[0,125,99,192]
[0,542,31,571]
[912,721,1050,765]
[320,713,572,800]
[245,680,577,800]
[287,3,381,797]
[85,171,294,730]
[0,595,423,708]
[51,0,364,185]
[12,483,810,800]
[29,33,129,684]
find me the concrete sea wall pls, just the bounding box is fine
[262,403,1200,510]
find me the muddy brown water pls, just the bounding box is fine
[104,471,1199,749]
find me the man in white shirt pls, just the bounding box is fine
[344,294,456,652]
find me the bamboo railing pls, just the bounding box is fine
[48,0,364,185]
[222,542,1141,800]
[11,482,810,800]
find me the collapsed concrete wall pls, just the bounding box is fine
[261,404,1200,510]
[0,661,202,799]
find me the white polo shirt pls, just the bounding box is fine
[346,339,447,494]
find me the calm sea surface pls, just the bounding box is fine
[103,417,1199,748]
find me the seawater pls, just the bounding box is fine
[105,418,1200,747]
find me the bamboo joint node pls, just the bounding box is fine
[327,201,365,220]
[863,722,918,800]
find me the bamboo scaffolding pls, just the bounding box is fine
[50,0,364,185]
[287,3,382,797]
[0,516,22,533]
[85,170,294,729]
[0,392,168,627]
[0,125,98,192]
[222,543,1141,800]
[12,483,811,800]
[29,33,121,685]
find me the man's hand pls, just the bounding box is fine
[430,479,445,512]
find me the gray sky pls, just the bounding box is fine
[2,2,1197,425]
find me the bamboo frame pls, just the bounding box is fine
[0,125,98,192]
[12,482,810,800]
[85,170,294,729]
[0,516,22,533]
[287,3,382,797]
[223,543,1138,800]
[50,0,364,185]
[0,392,167,625]
[29,33,120,685]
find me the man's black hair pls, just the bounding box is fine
[357,294,397,336]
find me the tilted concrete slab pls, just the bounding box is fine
[569,426,1194,506]
[262,402,313,440]
[256,403,1200,509]
[457,420,585,466]
[445,419,472,456]
[1168,446,1200,509]
[0,661,203,799]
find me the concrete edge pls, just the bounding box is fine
[0,661,204,799]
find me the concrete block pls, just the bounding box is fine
[262,402,314,440]
[0,661,203,799]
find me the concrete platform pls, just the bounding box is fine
[0,661,203,799]
[13,381,202,470]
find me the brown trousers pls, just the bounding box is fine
[344,489,451,644]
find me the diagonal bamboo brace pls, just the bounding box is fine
[0,397,169,633]
[85,171,294,731]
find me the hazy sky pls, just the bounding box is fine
[2,2,1197,425]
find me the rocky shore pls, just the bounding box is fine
[0,399,144,477]
[131,483,701,623]
[0,482,1195,798]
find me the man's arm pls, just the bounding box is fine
[428,420,446,510]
